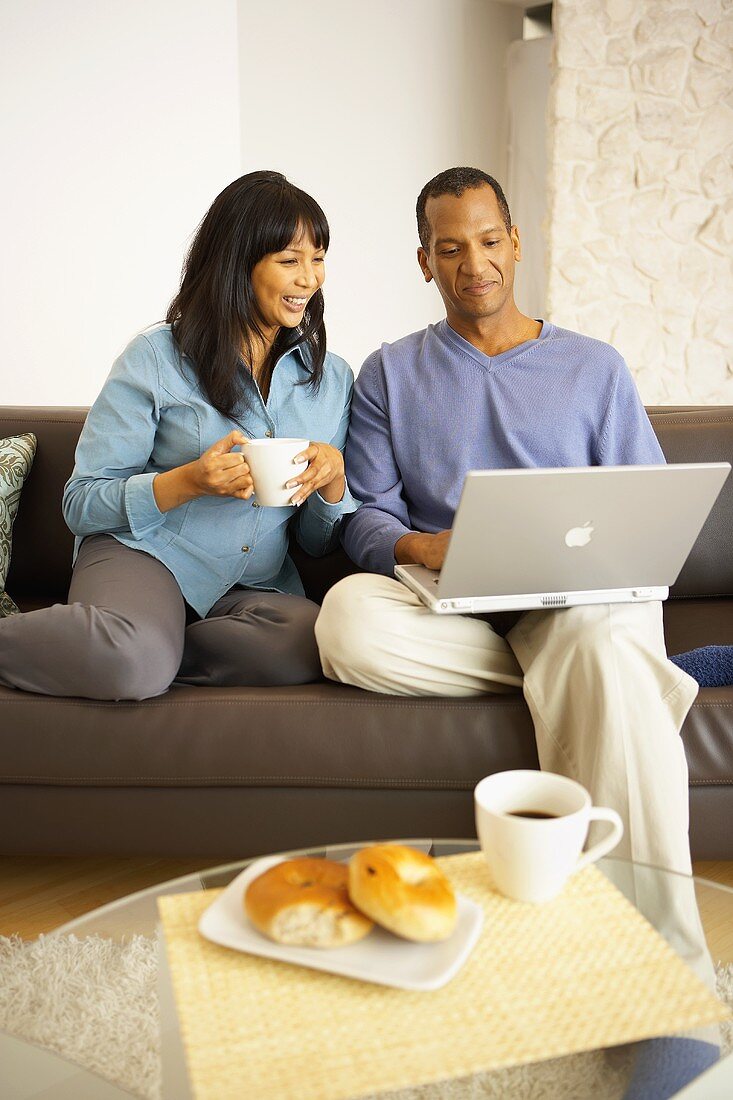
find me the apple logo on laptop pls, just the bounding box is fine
[565,521,594,548]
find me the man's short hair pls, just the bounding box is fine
[416,167,512,248]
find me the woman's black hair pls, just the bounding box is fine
[166,170,329,418]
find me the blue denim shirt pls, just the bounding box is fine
[63,325,359,616]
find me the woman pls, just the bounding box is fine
[0,171,359,699]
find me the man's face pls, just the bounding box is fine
[418,185,521,326]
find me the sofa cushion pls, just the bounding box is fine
[0,677,730,793]
[1,600,731,792]
[662,597,733,654]
[0,433,36,616]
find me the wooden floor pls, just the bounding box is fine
[0,856,211,940]
[689,861,733,962]
[1,856,732,949]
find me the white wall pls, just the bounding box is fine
[1,0,523,405]
[238,0,523,373]
[0,0,240,406]
[505,35,553,319]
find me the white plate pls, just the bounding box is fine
[198,854,484,991]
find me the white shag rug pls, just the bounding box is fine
[0,933,731,1100]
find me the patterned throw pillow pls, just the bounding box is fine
[0,433,37,616]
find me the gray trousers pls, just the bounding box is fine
[0,535,321,700]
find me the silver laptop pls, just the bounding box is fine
[394,463,731,614]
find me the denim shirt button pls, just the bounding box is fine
[241,545,250,553]
[264,429,274,438]
[251,501,259,508]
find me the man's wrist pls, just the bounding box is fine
[395,531,428,566]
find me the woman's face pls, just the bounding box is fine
[250,228,325,336]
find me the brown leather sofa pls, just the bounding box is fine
[1,406,731,859]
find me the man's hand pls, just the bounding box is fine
[153,431,254,512]
[395,530,452,570]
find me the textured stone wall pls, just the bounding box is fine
[545,0,733,403]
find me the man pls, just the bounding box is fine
[315,166,698,878]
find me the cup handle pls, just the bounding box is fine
[575,806,624,872]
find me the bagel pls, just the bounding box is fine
[348,844,457,942]
[244,858,374,947]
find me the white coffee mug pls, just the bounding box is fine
[474,770,623,903]
[242,438,309,507]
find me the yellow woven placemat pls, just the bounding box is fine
[158,852,728,1100]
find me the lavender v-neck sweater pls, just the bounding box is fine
[342,319,664,576]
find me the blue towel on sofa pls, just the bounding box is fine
[622,1037,719,1099]
[670,646,733,687]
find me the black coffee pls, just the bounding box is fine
[507,810,559,819]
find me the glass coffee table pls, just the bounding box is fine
[1,840,731,1099]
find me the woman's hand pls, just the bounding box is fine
[188,431,254,499]
[153,431,254,512]
[286,441,345,506]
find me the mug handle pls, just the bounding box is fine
[575,806,624,871]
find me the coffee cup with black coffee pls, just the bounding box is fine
[474,770,623,903]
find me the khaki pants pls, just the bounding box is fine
[317,574,720,1016]
[315,574,699,876]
